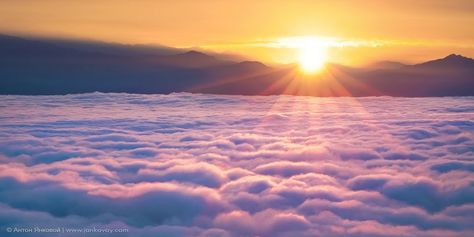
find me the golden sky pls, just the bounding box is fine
[1,0,474,65]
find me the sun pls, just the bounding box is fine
[276,36,329,74]
[298,44,327,73]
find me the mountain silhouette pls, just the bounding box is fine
[152,50,231,68]
[368,61,407,70]
[413,54,474,70]
[0,34,473,96]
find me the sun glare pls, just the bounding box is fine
[276,36,329,74]
[298,44,327,73]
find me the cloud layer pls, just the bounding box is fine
[0,93,473,236]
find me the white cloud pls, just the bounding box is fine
[0,92,473,236]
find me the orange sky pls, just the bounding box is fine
[1,0,474,65]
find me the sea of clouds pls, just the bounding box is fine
[0,92,473,237]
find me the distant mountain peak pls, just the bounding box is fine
[446,53,462,58]
[237,60,267,67]
[369,60,407,70]
[153,49,232,68]
[415,53,474,69]
[182,50,210,57]
[444,53,472,61]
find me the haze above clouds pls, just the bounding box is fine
[0,93,473,236]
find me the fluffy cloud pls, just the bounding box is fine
[0,92,473,236]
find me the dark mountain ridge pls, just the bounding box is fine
[0,34,473,96]
[412,54,474,70]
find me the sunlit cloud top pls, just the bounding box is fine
[270,36,384,49]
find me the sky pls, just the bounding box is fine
[1,0,474,64]
[1,92,473,236]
